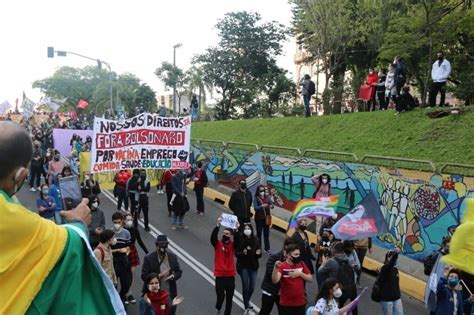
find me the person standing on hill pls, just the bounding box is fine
[429,52,451,107]
[300,74,316,117]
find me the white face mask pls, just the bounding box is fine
[322,179,328,184]
[334,288,343,298]
[259,192,265,197]
[125,220,133,228]
[113,223,122,230]
[243,229,252,237]
[148,284,160,292]
[91,202,99,209]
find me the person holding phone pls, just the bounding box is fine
[36,184,57,222]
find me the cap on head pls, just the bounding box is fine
[155,234,168,245]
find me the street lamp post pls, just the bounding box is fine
[47,47,114,115]
[172,43,182,115]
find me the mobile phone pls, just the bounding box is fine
[58,175,82,210]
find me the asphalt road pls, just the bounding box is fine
[18,186,427,315]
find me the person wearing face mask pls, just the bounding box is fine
[342,241,360,286]
[211,217,240,315]
[229,179,253,231]
[0,121,125,314]
[29,141,44,192]
[47,149,65,186]
[94,229,118,286]
[86,195,105,248]
[142,235,182,315]
[236,223,262,313]
[254,185,273,253]
[193,161,208,215]
[378,247,403,315]
[308,278,356,315]
[271,244,313,315]
[139,273,184,315]
[429,52,452,108]
[81,172,101,198]
[364,68,379,111]
[110,212,133,306]
[126,169,141,219]
[170,169,190,229]
[122,213,149,305]
[36,183,57,222]
[136,170,151,230]
[315,230,334,286]
[312,173,332,199]
[435,267,464,315]
[291,218,316,277]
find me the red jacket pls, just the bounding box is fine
[161,169,176,186]
[148,290,170,315]
[114,170,131,190]
[211,226,236,277]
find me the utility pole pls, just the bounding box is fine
[172,43,182,115]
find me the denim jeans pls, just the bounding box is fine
[381,299,404,315]
[303,95,311,117]
[239,268,257,308]
[255,219,270,251]
[172,213,184,225]
[192,107,198,120]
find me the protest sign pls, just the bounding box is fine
[91,113,192,173]
[220,213,239,230]
[53,129,93,157]
[331,192,388,240]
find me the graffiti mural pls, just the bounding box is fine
[192,144,474,262]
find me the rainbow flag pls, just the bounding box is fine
[287,196,339,230]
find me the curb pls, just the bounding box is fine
[194,183,427,301]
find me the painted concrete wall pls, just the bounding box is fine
[192,144,473,262]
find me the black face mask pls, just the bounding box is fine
[240,183,247,190]
[222,235,230,243]
[438,57,444,61]
[322,236,330,242]
[299,225,307,231]
[158,246,167,254]
[290,256,301,264]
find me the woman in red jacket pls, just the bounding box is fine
[365,68,379,111]
[139,273,183,315]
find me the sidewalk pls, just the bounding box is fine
[192,181,428,302]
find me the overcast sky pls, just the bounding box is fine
[0,0,296,107]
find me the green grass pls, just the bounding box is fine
[191,107,474,170]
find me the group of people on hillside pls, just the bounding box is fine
[300,51,453,116]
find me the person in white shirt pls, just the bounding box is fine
[307,278,355,315]
[429,53,451,107]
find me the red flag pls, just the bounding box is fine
[77,99,89,109]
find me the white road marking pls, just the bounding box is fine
[101,189,260,313]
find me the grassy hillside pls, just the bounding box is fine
[191,107,474,168]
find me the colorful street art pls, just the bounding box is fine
[192,143,474,262]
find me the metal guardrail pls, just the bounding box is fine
[260,145,302,156]
[360,155,436,172]
[440,163,474,176]
[303,149,358,162]
[192,138,474,176]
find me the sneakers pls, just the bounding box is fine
[144,227,150,232]
[30,187,36,192]
[171,224,177,230]
[178,224,188,229]
[127,295,136,304]
[195,211,205,216]
[122,298,129,305]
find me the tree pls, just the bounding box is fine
[259,67,295,117]
[155,61,186,113]
[184,66,213,113]
[134,83,158,113]
[194,11,288,119]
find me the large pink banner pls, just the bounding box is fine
[52,129,93,157]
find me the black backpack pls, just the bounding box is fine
[423,251,439,276]
[308,81,316,96]
[336,259,356,295]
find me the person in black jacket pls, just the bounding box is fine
[127,169,140,220]
[259,238,298,315]
[81,173,101,198]
[229,179,253,230]
[379,247,404,315]
[136,169,151,231]
[291,218,315,275]
[142,234,182,315]
[236,223,262,312]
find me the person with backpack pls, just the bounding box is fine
[193,161,208,215]
[317,242,358,315]
[300,74,316,117]
[94,229,118,287]
[272,243,313,315]
[378,247,403,315]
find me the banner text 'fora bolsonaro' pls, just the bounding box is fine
[90,113,191,173]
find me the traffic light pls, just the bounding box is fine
[47,47,54,58]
